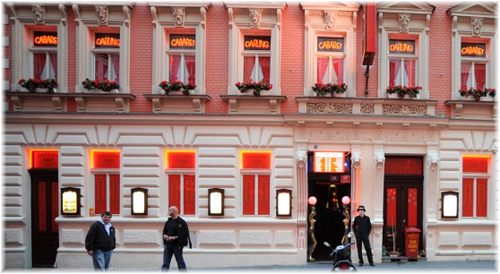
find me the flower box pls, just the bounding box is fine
[18,78,57,93]
[235,79,273,96]
[159,79,195,95]
[82,78,120,93]
[312,82,347,97]
[386,85,421,99]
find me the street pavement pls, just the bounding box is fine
[3,260,497,273]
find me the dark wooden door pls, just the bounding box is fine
[383,176,423,256]
[29,169,59,267]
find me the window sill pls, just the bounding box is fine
[445,100,497,119]
[220,95,287,114]
[5,91,66,112]
[143,94,211,114]
[65,92,136,113]
[295,96,439,116]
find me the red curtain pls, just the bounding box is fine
[184,174,195,215]
[34,53,46,80]
[389,60,400,86]
[257,175,270,215]
[317,57,328,83]
[332,59,344,84]
[94,174,107,215]
[461,63,471,89]
[462,178,473,217]
[95,55,108,81]
[404,60,415,86]
[49,54,57,80]
[259,57,270,83]
[474,64,486,90]
[185,56,196,83]
[112,55,120,82]
[244,57,255,82]
[243,175,255,215]
[169,175,181,214]
[169,55,181,82]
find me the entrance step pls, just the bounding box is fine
[382,256,427,263]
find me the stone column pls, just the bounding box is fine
[296,148,308,249]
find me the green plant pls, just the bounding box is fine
[236,79,273,96]
[387,85,421,98]
[159,80,187,95]
[312,82,328,97]
[82,78,98,91]
[312,82,347,97]
[43,78,58,93]
[96,79,120,92]
[18,78,57,93]
[485,88,496,98]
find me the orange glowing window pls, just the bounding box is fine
[165,150,196,169]
[240,151,272,170]
[95,33,120,48]
[34,32,57,46]
[29,149,58,169]
[90,150,120,169]
[462,155,490,173]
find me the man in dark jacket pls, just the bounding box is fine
[353,205,374,267]
[85,211,116,271]
[162,206,192,271]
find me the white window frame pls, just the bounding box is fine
[459,39,491,90]
[165,32,197,85]
[30,31,58,80]
[91,32,120,82]
[315,36,346,84]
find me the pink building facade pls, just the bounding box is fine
[2,1,497,269]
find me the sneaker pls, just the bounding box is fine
[370,263,375,266]
[358,263,364,267]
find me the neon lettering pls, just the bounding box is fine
[389,42,414,53]
[318,40,343,50]
[34,35,57,45]
[461,46,485,56]
[171,38,196,48]
[95,37,120,47]
[244,39,270,49]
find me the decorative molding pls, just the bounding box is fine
[200,7,207,28]
[173,7,185,27]
[248,8,262,28]
[399,14,410,33]
[296,149,307,169]
[427,151,439,170]
[351,152,361,169]
[307,103,353,114]
[360,104,374,114]
[143,94,211,114]
[220,95,286,115]
[95,5,108,26]
[374,150,385,169]
[32,4,44,24]
[471,18,483,36]
[382,104,427,116]
[324,11,335,30]
[59,4,67,26]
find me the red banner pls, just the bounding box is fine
[109,175,120,214]
[386,188,397,226]
[241,151,271,170]
[384,157,423,175]
[243,175,255,215]
[184,175,195,215]
[92,151,120,169]
[476,179,488,217]
[463,156,488,173]
[166,151,196,169]
[462,178,474,217]
[32,151,58,169]
[258,175,270,215]
[169,175,181,213]
[95,175,107,215]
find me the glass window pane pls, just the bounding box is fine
[95,54,108,81]
[317,57,329,83]
[110,55,119,82]
[169,55,182,82]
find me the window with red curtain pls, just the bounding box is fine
[242,175,270,216]
[403,60,415,86]
[461,63,471,89]
[317,58,328,83]
[389,60,401,86]
[244,57,256,82]
[259,57,270,83]
[332,59,344,84]
[462,155,490,217]
[474,64,486,90]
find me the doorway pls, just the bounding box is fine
[383,156,424,257]
[29,169,59,267]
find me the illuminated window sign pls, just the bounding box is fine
[170,35,196,49]
[240,151,271,169]
[244,36,271,50]
[389,40,415,54]
[91,150,120,169]
[30,149,58,169]
[165,150,196,169]
[461,43,486,57]
[61,187,81,215]
[317,37,344,52]
[34,32,57,46]
[95,33,120,48]
[314,151,345,173]
[462,154,490,173]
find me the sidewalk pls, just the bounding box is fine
[4,260,497,273]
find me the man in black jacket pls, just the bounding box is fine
[162,206,192,271]
[353,205,374,267]
[85,211,116,271]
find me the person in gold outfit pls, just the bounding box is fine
[308,206,317,261]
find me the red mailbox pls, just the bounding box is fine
[405,227,421,259]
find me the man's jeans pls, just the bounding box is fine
[162,243,186,271]
[92,249,113,271]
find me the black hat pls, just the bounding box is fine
[357,205,366,211]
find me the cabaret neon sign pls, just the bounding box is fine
[170,35,196,49]
[389,40,415,54]
[244,36,270,50]
[34,32,57,46]
[461,43,485,57]
[317,37,344,52]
